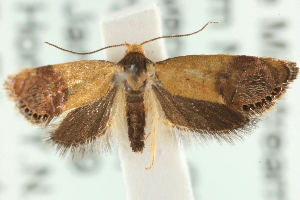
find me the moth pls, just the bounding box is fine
[5,22,298,168]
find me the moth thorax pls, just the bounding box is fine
[118,52,149,91]
[125,73,147,91]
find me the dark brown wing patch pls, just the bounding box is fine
[5,66,66,124]
[218,56,298,114]
[46,86,118,159]
[153,85,252,138]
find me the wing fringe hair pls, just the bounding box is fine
[44,87,120,160]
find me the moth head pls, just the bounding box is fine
[124,42,145,56]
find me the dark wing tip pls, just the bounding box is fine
[286,61,298,82]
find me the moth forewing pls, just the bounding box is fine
[6,60,118,125]
[155,55,298,114]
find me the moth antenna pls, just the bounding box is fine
[44,42,126,55]
[140,21,219,46]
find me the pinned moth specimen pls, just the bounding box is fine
[5,22,298,169]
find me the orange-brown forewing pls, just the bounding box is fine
[5,60,118,124]
[153,55,298,139]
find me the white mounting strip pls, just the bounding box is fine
[100,2,194,200]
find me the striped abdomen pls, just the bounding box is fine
[125,90,146,153]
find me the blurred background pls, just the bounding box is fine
[0,0,299,199]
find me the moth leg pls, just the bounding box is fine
[144,132,152,140]
[145,127,157,170]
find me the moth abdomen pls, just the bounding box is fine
[125,90,146,153]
